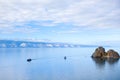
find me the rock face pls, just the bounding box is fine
[92,46,106,58]
[92,47,120,59]
[106,49,120,58]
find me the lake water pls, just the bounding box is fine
[0,47,120,80]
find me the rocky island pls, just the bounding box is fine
[92,46,120,59]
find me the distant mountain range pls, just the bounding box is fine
[0,40,99,48]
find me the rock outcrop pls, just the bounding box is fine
[106,49,120,58]
[92,46,106,58]
[92,46,120,59]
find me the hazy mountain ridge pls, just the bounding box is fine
[0,40,98,48]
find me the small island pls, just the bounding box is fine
[92,46,120,58]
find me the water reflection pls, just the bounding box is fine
[106,58,119,65]
[92,58,106,68]
[92,57,119,68]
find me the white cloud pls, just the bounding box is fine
[51,0,120,28]
[57,30,79,34]
[0,0,120,33]
[0,25,38,34]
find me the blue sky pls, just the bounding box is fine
[0,0,120,45]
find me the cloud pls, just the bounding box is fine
[0,0,120,33]
[0,26,38,34]
[57,30,79,34]
[51,0,120,28]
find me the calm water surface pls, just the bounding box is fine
[0,47,120,80]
